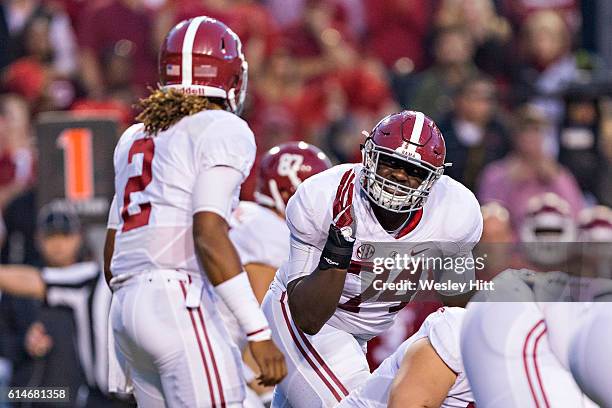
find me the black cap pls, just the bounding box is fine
[37,201,81,235]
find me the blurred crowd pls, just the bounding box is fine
[1,0,611,249]
[1,0,612,403]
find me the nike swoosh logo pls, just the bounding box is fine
[410,248,429,257]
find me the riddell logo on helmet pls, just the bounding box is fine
[177,87,207,96]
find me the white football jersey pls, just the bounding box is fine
[220,201,290,350]
[110,110,256,276]
[229,201,289,269]
[338,307,472,408]
[273,163,482,339]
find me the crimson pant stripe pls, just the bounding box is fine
[533,327,551,408]
[295,329,349,396]
[279,292,343,402]
[196,307,226,407]
[522,319,545,408]
[189,276,227,408]
[179,281,217,407]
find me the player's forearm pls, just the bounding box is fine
[245,263,277,304]
[194,211,275,346]
[388,386,440,408]
[288,268,347,335]
[193,212,242,284]
[388,396,436,408]
[388,338,456,408]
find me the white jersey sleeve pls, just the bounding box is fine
[285,175,331,250]
[107,195,120,229]
[431,176,483,251]
[421,307,465,375]
[424,177,483,296]
[421,307,472,407]
[285,163,357,248]
[192,165,243,220]
[277,164,355,286]
[189,113,256,177]
[229,202,290,268]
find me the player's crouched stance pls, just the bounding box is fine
[105,17,285,407]
[262,111,483,407]
[338,307,473,408]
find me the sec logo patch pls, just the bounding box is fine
[356,243,375,260]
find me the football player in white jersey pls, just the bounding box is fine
[230,141,332,305]
[461,194,609,408]
[262,111,483,407]
[337,307,474,408]
[103,17,286,408]
[220,141,331,406]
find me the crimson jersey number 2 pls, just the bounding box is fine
[122,138,155,232]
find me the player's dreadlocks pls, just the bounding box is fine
[136,87,225,135]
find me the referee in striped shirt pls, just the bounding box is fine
[0,201,132,407]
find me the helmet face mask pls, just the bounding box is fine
[226,58,249,115]
[359,112,447,214]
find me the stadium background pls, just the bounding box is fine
[0,0,611,405]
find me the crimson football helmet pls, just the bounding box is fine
[255,141,332,213]
[360,111,448,213]
[159,16,248,114]
[578,206,612,242]
[520,193,576,266]
[578,206,612,264]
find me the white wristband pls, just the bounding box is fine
[215,272,271,342]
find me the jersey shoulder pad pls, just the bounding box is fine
[429,176,483,243]
[230,202,289,267]
[421,307,466,374]
[285,163,357,249]
[187,111,256,176]
[114,123,145,163]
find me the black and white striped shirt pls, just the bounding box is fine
[41,262,111,394]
